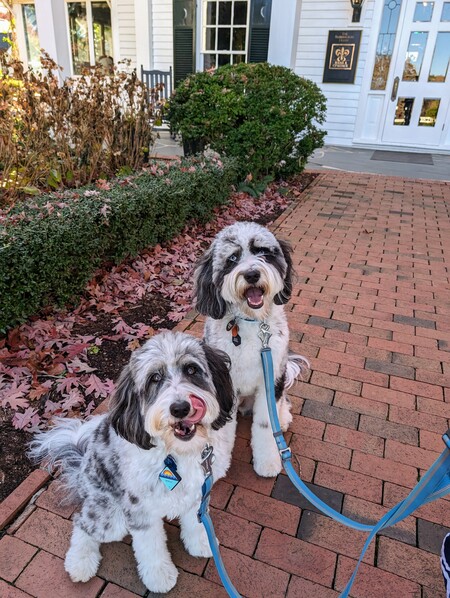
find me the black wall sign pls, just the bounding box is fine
[323,30,362,84]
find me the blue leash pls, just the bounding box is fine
[197,445,241,598]
[261,345,450,597]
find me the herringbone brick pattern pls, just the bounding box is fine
[1,172,450,597]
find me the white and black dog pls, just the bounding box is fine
[194,221,308,478]
[30,332,236,594]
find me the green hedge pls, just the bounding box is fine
[167,62,327,180]
[0,155,239,332]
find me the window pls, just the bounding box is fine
[203,0,249,68]
[202,0,271,69]
[21,4,40,69]
[370,0,402,90]
[66,1,113,75]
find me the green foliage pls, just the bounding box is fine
[0,52,156,205]
[0,155,239,332]
[167,62,327,180]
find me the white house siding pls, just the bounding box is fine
[151,0,173,70]
[115,0,137,68]
[294,0,376,146]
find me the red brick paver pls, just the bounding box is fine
[1,172,450,597]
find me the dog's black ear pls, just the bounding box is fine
[274,238,293,305]
[202,343,235,430]
[108,366,154,450]
[194,249,227,319]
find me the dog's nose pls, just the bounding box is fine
[170,400,191,419]
[244,270,261,284]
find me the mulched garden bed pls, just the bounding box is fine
[0,172,316,503]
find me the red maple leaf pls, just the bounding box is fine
[83,374,115,398]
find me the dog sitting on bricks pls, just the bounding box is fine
[193,221,308,478]
[29,331,236,594]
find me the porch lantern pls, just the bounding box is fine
[350,0,364,22]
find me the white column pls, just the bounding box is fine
[135,0,152,72]
[267,0,301,69]
[34,0,71,77]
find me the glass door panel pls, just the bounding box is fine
[441,2,450,19]
[418,98,441,125]
[402,31,428,80]
[413,2,434,21]
[428,31,450,80]
[393,97,415,124]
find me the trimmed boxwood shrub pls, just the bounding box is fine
[0,155,239,332]
[166,62,327,180]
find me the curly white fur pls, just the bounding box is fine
[194,222,309,477]
[30,332,236,593]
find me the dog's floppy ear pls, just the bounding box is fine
[202,343,235,430]
[108,366,154,450]
[194,249,227,319]
[274,238,293,305]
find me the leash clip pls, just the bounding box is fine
[258,322,271,348]
[279,447,292,461]
[200,444,215,479]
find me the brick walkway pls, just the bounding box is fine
[2,171,450,597]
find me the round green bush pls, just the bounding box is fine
[167,62,327,179]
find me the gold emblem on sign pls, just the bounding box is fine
[329,44,355,70]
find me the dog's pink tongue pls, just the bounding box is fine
[185,395,206,425]
[245,287,264,308]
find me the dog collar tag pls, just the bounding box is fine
[159,455,181,491]
[227,318,241,346]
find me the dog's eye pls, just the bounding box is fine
[256,247,271,256]
[227,254,239,263]
[149,372,162,383]
[186,364,198,376]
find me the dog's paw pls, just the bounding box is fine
[65,546,101,583]
[139,561,178,593]
[182,529,214,558]
[253,454,282,478]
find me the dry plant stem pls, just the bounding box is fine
[0,53,156,204]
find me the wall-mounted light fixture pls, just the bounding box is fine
[350,0,364,22]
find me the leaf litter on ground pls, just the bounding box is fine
[0,176,312,431]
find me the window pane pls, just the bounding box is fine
[206,1,217,25]
[251,0,272,25]
[402,31,428,80]
[218,1,232,24]
[204,53,216,69]
[218,53,231,66]
[233,53,245,64]
[393,97,415,125]
[22,4,40,68]
[428,32,450,81]
[234,1,247,25]
[218,28,231,50]
[68,2,90,75]
[441,2,450,20]
[413,2,434,22]
[371,0,403,90]
[205,28,216,51]
[92,2,113,66]
[418,98,440,126]
[232,27,246,51]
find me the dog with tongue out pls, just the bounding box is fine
[194,221,309,478]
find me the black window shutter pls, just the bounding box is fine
[173,0,196,86]
[248,0,272,63]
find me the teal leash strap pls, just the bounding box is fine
[261,345,450,597]
[261,347,372,532]
[197,445,241,598]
